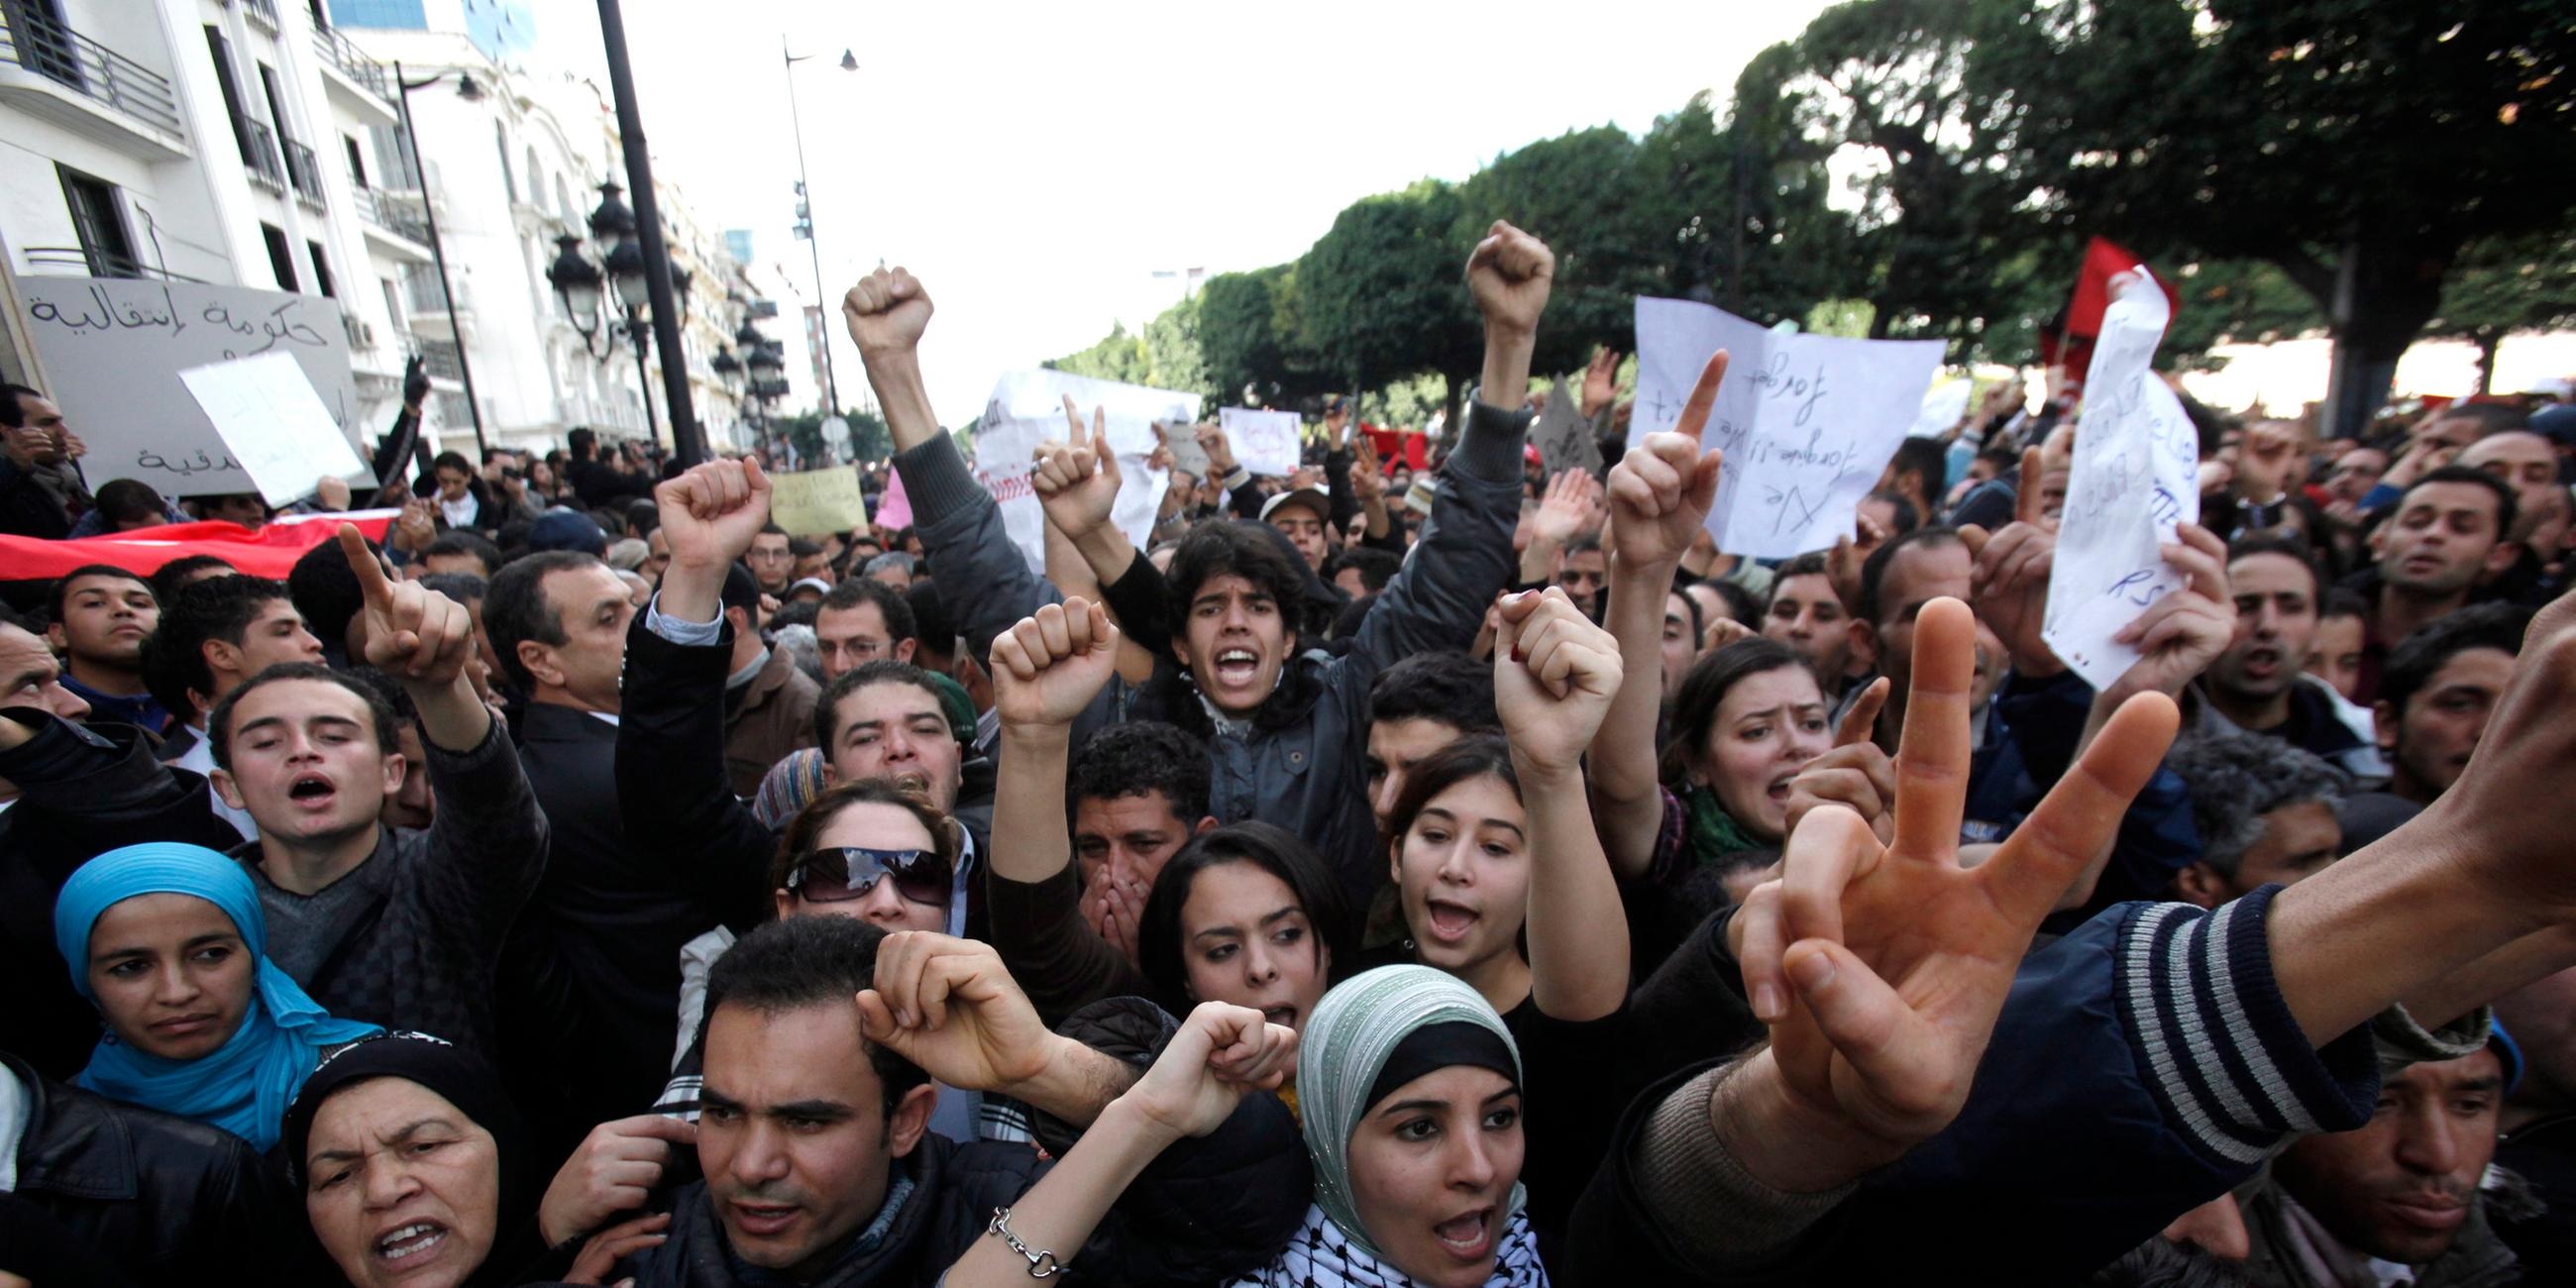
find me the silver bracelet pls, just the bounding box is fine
[985,1206,1067,1279]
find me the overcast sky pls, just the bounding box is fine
[545,0,1834,425]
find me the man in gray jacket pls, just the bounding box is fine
[839,222,1553,898]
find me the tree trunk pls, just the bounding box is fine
[2314,233,2452,440]
[2474,330,2501,396]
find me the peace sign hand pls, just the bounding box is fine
[339,524,474,689]
[1030,398,1122,543]
[1724,598,2176,1190]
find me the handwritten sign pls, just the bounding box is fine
[1219,407,1302,478]
[176,354,368,505]
[971,372,1197,576]
[20,277,363,497]
[2041,275,2200,691]
[1632,297,1942,559]
[1533,381,1602,478]
[768,466,870,536]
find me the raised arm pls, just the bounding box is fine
[1592,351,1730,878]
[940,1002,1296,1287]
[844,268,1064,664]
[1495,588,1631,1020]
[1342,224,1553,670]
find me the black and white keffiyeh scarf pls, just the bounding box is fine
[1229,1203,1549,1288]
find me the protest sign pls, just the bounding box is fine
[1910,379,1973,438]
[876,468,914,530]
[2041,274,2201,691]
[974,371,1195,575]
[176,354,370,505]
[1533,381,1602,477]
[1220,407,1303,477]
[1160,421,1211,478]
[768,466,870,536]
[1631,297,1942,559]
[20,277,364,497]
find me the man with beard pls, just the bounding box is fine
[2196,536,2385,782]
[45,566,165,731]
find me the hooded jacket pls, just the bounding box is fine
[891,400,1528,902]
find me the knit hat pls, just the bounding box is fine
[527,508,607,556]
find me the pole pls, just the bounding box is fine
[629,323,662,443]
[593,0,703,466]
[783,38,841,416]
[393,61,488,456]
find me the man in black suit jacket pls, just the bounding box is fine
[483,550,767,1162]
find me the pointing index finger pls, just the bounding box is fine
[1835,677,1889,748]
[2016,447,2045,527]
[337,523,394,614]
[1673,350,1732,444]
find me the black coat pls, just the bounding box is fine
[0,711,240,1080]
[1,1051,290,1285]
[497,701,750,1165]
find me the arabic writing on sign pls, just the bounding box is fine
[1630,297,1942,560]
[29,285,331,358]
[134,448,244,480]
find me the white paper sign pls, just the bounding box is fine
[1220,407,1303,478]
[2041,276,2201,690]
[19,277,365,497]
[176,353,370,505]
[973,371,1196,576]
[1533,381,1602,478]
[1910,379,1973,438]
[1631,297,1943,559]
[1159,421,1211,480]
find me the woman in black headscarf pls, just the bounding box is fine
[279,1032,659,1287]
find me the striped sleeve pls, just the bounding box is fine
[2112,885,2378,1165]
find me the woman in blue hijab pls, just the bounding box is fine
[53,841,380,1151]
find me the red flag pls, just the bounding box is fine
[2057,238,2181,390]
[1361,424,1427,471]
[0,510,398,583]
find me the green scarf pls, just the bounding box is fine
[1684,784,1764,864]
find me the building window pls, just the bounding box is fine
[380,276,403,329]
[343,136,369,187]
[524,145,542,208]
[205,27,258,166]
[494,122,516,203]
[262,224,298,291]
[56,165,138,277]
[307,241,336,297]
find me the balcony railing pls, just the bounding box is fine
[310,23,392,102]
[20,246,207,282]
[420,339,465,380]
[283,139,326,208]
[0,8,183,136]
[242,0,278,32]
[402,265,461,315]
[236,113,284,192]
[355,187,432,245]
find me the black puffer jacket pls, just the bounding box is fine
[597,998,1309,1288]
[2,1052,289,1285]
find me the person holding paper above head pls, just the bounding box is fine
[844,223,1542,903]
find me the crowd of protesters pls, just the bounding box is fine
[3,219,2576,1288]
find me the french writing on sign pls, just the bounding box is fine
[768,467,871,536]
[1533,380,1602,478]
[1631,297,1942,559]
[973,371,1197,576]
[20,277,363,497]
[176,354,369,506]
[2041,273,2200,691]
[1219,408,1303,478]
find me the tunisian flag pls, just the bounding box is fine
[0,509,398,584]
[2042,238,2182,390]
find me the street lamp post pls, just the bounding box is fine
[783,41,854,417]
[546,187,694,454]
[591,0,704,465]
[390,61,488,455]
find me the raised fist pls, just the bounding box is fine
[842,267,933,359]
[1465,221,1555,337]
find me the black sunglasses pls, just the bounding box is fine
[786,846,952,908]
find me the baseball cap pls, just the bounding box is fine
[1259,486,1331,523]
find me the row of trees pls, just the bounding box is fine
[1049,0,2572,437]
